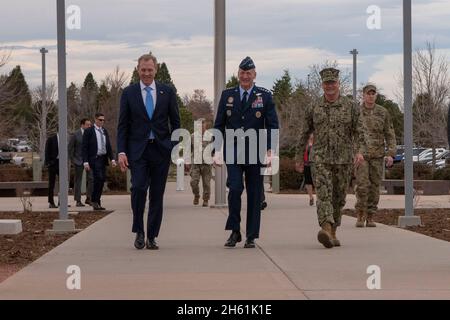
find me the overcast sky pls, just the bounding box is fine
[1,0,450,105]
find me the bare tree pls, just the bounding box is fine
[411,41,450,170]
[99,66,128,154]
[306,60,353,103]
[29,83,58,160]
[184,89,214,122]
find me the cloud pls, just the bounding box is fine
[1,0,450,105]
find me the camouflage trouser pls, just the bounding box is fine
[355,158,384,215]
[312,163,352,227]
[190,164,212,200]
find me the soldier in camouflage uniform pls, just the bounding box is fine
[186,120,213,207]
[355,84,396,227]
[295,68,366,249]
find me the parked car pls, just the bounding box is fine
[12,154,24,165]
[394,146,427,163]
[0,153,12,164]
[412,147,428,162]
[426,150,450,168]
[13,141,32,152]
[418,148,447,163]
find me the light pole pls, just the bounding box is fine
[40,47,48,163]
[350,49,358,102]
[52,0,75,232]
[213,0,227,208]
[398,0,421,227]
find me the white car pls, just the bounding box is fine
[418,148,447,163]
[12,154,25,165]
[14,141,32,152]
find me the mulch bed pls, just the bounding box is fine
[0,211,110,283]
[343,208,450,242]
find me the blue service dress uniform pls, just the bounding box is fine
[214,85,279,240]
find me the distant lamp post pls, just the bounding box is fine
[350,49,358,102]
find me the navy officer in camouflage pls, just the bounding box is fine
[354,84,396,228]
[295,67,366,248]
[214,56,279,248]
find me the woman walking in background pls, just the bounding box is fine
[298,133,315,206]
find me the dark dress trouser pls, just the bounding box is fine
[130,141,171,239]
[91,155,106,204]
[226,164,263,240]
[48,163,59,204]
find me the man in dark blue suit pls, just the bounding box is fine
[117,54,180,250]
[82,113,116,211]
[214,57,279,248]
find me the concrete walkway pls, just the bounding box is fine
[1,180,450,299]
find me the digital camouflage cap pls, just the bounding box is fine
[320,68,340,82]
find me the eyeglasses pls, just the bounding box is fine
[98,119,105,122]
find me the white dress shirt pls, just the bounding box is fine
[94,124,107,156]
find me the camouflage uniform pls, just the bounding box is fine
[355,102,396,221]
[297,94,366,228]
[190,132,212,202]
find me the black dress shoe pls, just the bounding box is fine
[85,199,92,205]
[224,231,242,247]
[92,202,105,211]
[244,238,256,248]
[76,201,85,207]
[261,201,267,210]
[146,238,159,250]
[49,203,58,209]
[134,232,145,250]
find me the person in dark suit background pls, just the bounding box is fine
[117,53,180,250]
[45,133,59,208]
[82,113,116,210]
[69,118,93,207]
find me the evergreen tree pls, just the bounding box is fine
[67,82,81,132]
[375,94,403,144]
[226,74,239,88]
[80,72,99,118]
[130,67,139,85]
[272,69,293,110]
[4,65,32,132]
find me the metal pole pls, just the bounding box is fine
[213,0,227,208]
[399,0,421,227]
[350,49,358,102]
[56,0,69,220]
[40,48,48,163]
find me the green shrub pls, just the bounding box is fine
[279,157,303,190]
[0,164,32,182]
[433,167,450,180]
[385,162,433,180]
[106,167,127,191]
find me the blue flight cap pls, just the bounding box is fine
[239,56,255,71]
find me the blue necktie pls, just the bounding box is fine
[144,87,155,139]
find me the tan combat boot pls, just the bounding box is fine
[193,196,200,205]
[202,199,209,207]
[331,225,341,247]
[317,222,334,248]
[366,213,376,227]
[355,210,365,228]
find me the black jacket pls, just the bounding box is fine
[82,126,114,166]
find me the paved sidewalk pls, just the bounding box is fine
[1,181,450,299]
